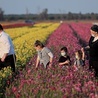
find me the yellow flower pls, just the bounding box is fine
[2,73,6,78]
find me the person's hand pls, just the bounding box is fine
[49,63,52,68]
[1,54,8,62]
[66,60,70,64]
[81,48,84,52]
[59,63,63,66]
[35,66,38,70]
[1,56,6,62]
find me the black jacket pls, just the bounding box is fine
[89,36,98,61]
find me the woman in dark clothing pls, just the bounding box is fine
[84,25,98,77]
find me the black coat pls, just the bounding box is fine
[89,36,98,61]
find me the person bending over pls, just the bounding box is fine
[34,40,53,69]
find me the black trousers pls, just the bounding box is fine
[0,54,16,72]
[89,60,98,77]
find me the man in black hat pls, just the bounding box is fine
[0,24,16,72]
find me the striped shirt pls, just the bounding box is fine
[38,47,53,68]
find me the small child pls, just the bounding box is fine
[74,49,85,68]
[59,47,71,67]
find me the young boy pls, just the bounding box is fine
[59,47,71,67]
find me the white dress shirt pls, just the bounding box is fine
[0,31,15,58]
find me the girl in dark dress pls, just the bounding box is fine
[84,25,98,77]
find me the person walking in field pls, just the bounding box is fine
[0,24,16,72]
[34,40,53,69]
[83,24,98,77]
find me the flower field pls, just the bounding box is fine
[5,23,59,68]
[70,23,92,44]
[3,22,98,98]
[0,23,60,97]
[2,23,34,29]
[46,23,81,63]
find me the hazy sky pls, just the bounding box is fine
[0,0,98,14]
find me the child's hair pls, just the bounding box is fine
[61,47,68,52]
[34,40,44,48]
[75,50,83,59]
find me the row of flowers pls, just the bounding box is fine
[0,23,60,97]
[5,23,98,98]
[46,23,81,62]
[2,23,34,29]
[70,23,92,43]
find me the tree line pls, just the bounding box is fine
[0,8,98,21]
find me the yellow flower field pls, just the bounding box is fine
[5,23,59,67]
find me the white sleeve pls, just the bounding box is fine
[3,36,10,53]
[48,52,53,58]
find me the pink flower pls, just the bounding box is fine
[27,69,31,74]
[89,93,95,98]
[12,86,17,92]
[74,86,81,92]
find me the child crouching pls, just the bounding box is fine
[58,47,71,68]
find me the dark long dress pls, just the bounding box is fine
[89,36,98,77]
